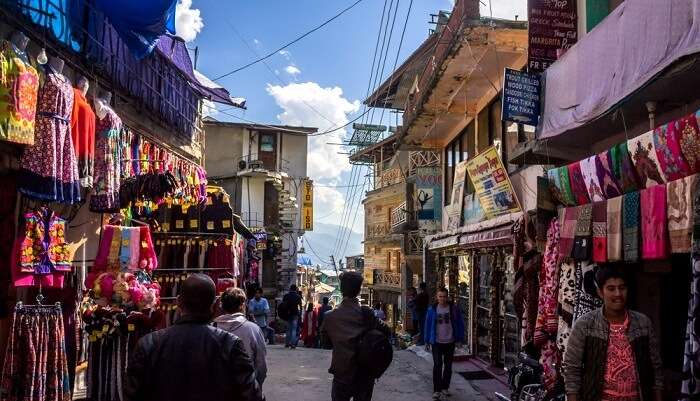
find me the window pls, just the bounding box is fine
[260,134,275,152]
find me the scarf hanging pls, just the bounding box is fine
[107,226,123,270]
[119,227,132,270]
[641,185,669,260]
[573,204,593,261]
[138,226,158,272]
[668,174,697,253]
[94,226,115,270]
[592,201,608,263]
[573,261,603,322]
[580,155,605,202]
[127,227,141,271]
[629,131,666,188]
[558,206,579,258]
[679,112,700,174]
[623,191,641,263]
[681,176,700,400]
[534,218,560,347]
[609,142,640,194]
[567,162,591,205]
[607,196,623,261]
[548,167,576,206]
[654,120,691,182]
[556,260,576,354]
[595,152,622,198]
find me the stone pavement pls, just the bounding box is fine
[264,344,496,401]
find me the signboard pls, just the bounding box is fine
[502,68,541,126]
[250,229,268,250]
[465,146,521,219]
[302,179,314,231]
[527,0,578,73]
[415,167,442,222]
[446,160,469,230]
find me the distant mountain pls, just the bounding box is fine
[303,222,363,267]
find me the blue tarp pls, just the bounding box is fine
[298,255,313,266]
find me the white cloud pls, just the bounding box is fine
[480,0,526,20]
[279,50,292,60]
[267,82,361,225]
[285,65,301,76]
[253,39,261,46]
[175,0,204,42]
[274,69,280,75]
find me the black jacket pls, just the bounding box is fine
[282,291,303,318]
[320,297,391,384]
[125,316,262,401]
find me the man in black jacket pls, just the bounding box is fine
[321,271,390,401]
[282,284,303,349]
[415,282,430,345]
[125,274,262,401]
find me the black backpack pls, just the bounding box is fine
[277,301,291,321]
[356,306,393,379]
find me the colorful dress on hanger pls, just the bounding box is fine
[89,106,122,212]
[0,40,39,145]
[19,71,80,203]
[70,88,96,187]
[640,185,669,260]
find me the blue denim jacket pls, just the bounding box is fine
[424,303,466,344]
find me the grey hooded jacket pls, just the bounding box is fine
[214,313,268,384]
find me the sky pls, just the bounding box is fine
[175,0,525,256]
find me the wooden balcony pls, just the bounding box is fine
[373,270,401,290]
[390,201,417,233]
[408,150,441,176]
[405,230,424,256]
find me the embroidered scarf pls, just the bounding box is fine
[607,196,623,262]
[573,261,603,322]
[567,162,591,205]
[556,260,576,354]
[581,155,605,202]
[595,152,622,198]
[654,121,691,182]
[629,131,666,188]
[641,185,669,260]
[573,204,593,262]
[681,175,700,400]
[679,112,700,174]
[94,225,114,270]
[592,201,608,263]
[534,218,560,348]
[668,174,697,253]
[623,191,640,263]
[128,227,141,271]
[559,206,579,258]
[548,168,574,206]
[609,142,640,194]
[119,227,132,270]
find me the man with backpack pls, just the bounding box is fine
[280,284,303,349]
[321,271,392,401]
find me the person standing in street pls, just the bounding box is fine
[563,266,663,401]
[317,297,333,348]
[282,284,303,349]
[321,271,391,401]
[373,302,387,321]
[248,287,275,345]
[125,274,261,401]
[300,303,319,347]
[415,282,430,345]
[407,287,418,337]
[425,287,465,401]
[215,287,268,388]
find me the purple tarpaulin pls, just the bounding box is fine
[538,0,700,139]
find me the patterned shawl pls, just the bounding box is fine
[654,121,691,182]
[607,196,623,262]
[679,112,700,174]
[535,218,560,347]
[681,176,700,400]
[573,261,603,322]
[609,142,640,194]
[641,185,669,260]
[592,201,608,263]
[567,161,591,205]
[595,151,622,198]
[629,131,666,188]
[107,226,123,270]
[623,191,640,263]
[573,204,593,262]
[668,174,697,253]
[556,260,576,354]
[94,225,115,270]
[559,206,579,258]
[548,167,576,206]
[581,155,605,202]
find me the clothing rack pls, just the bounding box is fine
[151,231,233,237]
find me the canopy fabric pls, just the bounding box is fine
[297,255,313,266]
[538,0,700,139]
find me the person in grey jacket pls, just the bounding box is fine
[215,287,268,387]
[563,266,663,401]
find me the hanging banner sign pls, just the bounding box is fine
[465,146,522,219]
[502,68,541,126]
[302,179,314,231]
[251,228,268,250]
[527,0,578,73]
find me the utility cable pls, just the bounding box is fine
[213,0,366,80]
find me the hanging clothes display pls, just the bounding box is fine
[580,155,605,202]
[558,206,579,258]
[629,131,666,188]
[572,204,592,261]
[640,185,669,260]
[623,191,641,262]
[0,40,39,145]
[607,196,623,261]
[654,120,691,182]
[591,201,608,263]
[681,178,700,400]
[595,151,622,198]
[70,88,96,187]
[556,260,575,354]
[547,167,576,206]
[567,162,591,205]
[573,261,603,322]
[608,142,639,194]
[678,112,700,174]
[0,303,71,401]
[668,174,696,253]
[19,68,80,204]
[90,105,122,212]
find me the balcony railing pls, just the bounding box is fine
[374,270,401,289]
[375,167,404,190]
[406,230,424,256]
[237,153,292,174]
[390,202,408,228]
[408,151,441,176]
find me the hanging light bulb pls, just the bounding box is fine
[37,48,48,65]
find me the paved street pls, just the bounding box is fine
[263,345,491,401]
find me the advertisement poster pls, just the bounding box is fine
[302,179,314,231]
[415,166,442,222]
[527,0,578,73]
[465,146,521,218]
[463,193,486,225]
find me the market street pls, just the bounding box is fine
[264,345,494,401]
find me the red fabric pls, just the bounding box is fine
[567,162,591,205]
[602,315,639,401]
[300,308,319,346]
[11,239,65,288]
[592,201,608,263]
[641,185,669,260]
[70,89,96,182]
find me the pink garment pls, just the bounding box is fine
[128,227,141,271]
[654,121,691,182]
[602,315,639,401]
[641,185,669,260]
[93,225,114,270]
[11,239,65,288]
[534,218,560,346]
[138,226,158,272]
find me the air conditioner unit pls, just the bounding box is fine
[238,160,247,170]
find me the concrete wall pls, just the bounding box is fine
[204,124,244,177]
[280,133,308,180]
[240,177,266,228]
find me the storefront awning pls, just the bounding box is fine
[427,212,522,252]
[538,0,700,141]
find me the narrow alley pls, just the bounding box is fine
[264,345,500,401]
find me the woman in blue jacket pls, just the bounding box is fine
[424,287,466,400]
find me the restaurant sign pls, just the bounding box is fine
[465,146,521,219]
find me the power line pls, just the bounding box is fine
[213,0,366,80]
[339,175,369,258]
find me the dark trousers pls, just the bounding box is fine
[331,376,375,401]
[263,326,275,345]
[417,311,427,344]
[432,342,456,392]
